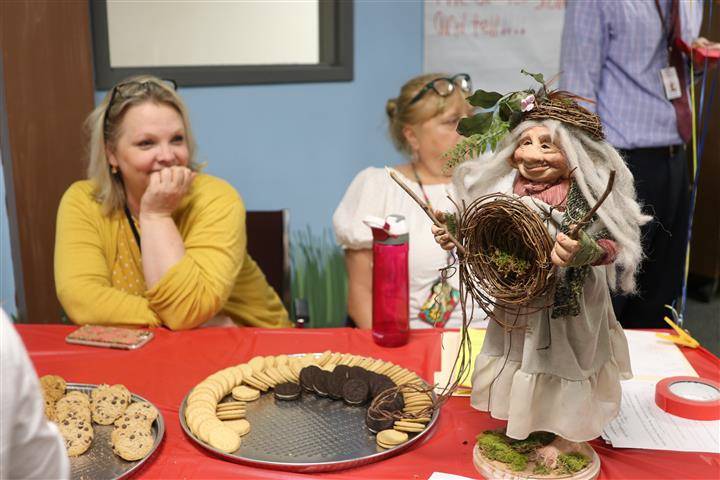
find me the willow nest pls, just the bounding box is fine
[457,193,556,318]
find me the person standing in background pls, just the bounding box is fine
[560,0,704,328]
[0,309,69,479]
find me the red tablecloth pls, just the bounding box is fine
[17,325,720,479]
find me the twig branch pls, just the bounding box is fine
[569,170,616,239]
[386,167,467,256]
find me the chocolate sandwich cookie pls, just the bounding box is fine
[347,366,369,381]
[365,409,394,433]
[327,369,348,400]
[299,365,321,392]
[342,378,369,406]
[369,374,396,400]
[332,364,351,379]
[383,391,405,412]
[312,370,331,397]
[274,382,302,401]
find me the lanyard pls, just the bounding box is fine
[653,0,677,52]
[410,163,454,265]
[123,205,142,251]
[410,162,432,208]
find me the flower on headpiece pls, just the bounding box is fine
[521,94,535,112]
[444,69,604,171]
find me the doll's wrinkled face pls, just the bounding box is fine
[510,126,569,183]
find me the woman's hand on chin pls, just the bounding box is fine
[139,166,196,219]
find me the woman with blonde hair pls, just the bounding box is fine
[333,73,487,329]
[55,75,289,330]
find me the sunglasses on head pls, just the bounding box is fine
[103,79,178,139]
[408,73,472,106]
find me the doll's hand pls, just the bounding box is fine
[432,211,456,251]
[551,232,580,267]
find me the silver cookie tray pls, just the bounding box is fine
[65,383,165,480]
[179,373,440,473]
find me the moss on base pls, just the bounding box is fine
[557,452,590,474]
[477,431,528,471]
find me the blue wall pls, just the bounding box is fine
[0,1,423,318]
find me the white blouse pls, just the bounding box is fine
[333,167,487,329]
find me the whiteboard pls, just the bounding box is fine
[107,0,320,68]
[424,0,565,93]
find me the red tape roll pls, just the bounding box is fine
[655,376,720,421]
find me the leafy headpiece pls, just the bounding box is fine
[445,70,604,168]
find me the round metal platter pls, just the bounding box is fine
[65,383,165,480]
[179,367,440,473]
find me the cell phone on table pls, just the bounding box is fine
[65,325,154,350]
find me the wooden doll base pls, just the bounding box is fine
[472,443,600,480]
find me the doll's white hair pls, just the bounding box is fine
[453,119,651,294]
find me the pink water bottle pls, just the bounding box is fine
[364,214,410,347]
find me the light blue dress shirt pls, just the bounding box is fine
[560,0,703,149]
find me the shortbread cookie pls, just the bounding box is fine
[208,425,241,453]
[231,385,260,402]
[216,410,246,420]
[187,411,215,435]
[393,420,426,433]
[376,429,408,449]
[216,401,247,411]
[197,417,224,443]
[223,419,251,436]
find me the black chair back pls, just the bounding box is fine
[245,210,291,312]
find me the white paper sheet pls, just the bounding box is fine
[428,472,477,480]
[602,381,720,453]
[623,330,698,382]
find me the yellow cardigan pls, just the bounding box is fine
[54,174,290,330]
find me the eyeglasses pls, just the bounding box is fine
[408,74,472,106]
[103,78,178,139]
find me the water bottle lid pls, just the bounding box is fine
[363,214,409,243]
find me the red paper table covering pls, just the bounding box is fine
[16,325,720,479]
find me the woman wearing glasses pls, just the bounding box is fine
[54,75,289,330]
[334,73,487,330]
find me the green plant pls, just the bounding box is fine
[489,248,531,278]
[291,227,348,328]
[444,70,545,170]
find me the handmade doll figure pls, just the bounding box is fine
[435,116,650,445]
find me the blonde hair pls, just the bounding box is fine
[386,73,470,154]
[86,75,200,215]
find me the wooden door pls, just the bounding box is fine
[0,0,94,323]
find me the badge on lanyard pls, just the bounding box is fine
[660,66,682,100]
